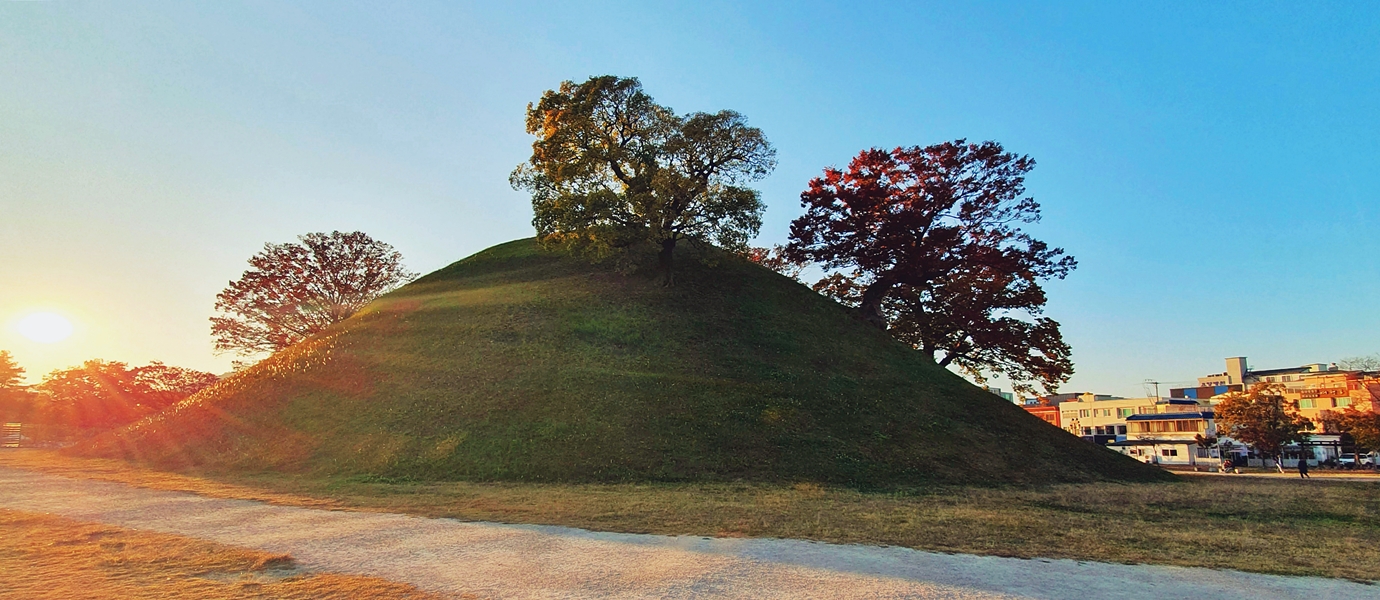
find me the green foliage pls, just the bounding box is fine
[78,239,1165,487]
[511,76,775,283]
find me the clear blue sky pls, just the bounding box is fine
[2,1,1377,396]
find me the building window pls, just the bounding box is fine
[1138,406,1153,414]
[1283,376,1292,382]
[1117,408,1134,418]
[1338,397,1352,408]
[1082,427,1092,435]
[1117,425,1127,435]
[1299,398,1315,409]
[1080,410,1090,418]
[1162,448,1179,457]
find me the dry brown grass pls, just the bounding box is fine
[3,450,1378,582]
[0,507,452,599]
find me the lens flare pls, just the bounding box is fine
[14,312,74,344]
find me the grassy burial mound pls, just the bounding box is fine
[77,239,1166,486]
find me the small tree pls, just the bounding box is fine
[1331,408,1380,470]
[511,75,776,285]
[1214,383,1313,470]
[211,231,416,356]
[0,351,28,421]
[785,141,1076,394]
[0,351,21,390]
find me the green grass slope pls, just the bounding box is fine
[78,239,1168,486]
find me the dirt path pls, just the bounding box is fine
[0,467,1372,599]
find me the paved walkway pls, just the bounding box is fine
[1177,470,1380,482]
[0,467,1374,599]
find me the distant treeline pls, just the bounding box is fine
[0,351,216,443]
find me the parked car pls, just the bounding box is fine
[1337,456,1376,468]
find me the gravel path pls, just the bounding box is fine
[0,467,1373,599]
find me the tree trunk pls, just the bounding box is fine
[658,238,677,287]
[856,276,894,329]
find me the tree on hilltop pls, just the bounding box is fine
[211,231,416,356]
[511,75,776,285]
[785,141,1076,394]
[1214,383,1313,469]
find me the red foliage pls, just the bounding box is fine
[744,245,806,280]
[34,360,218,431]
[785,140,1075,394]
[211,231,416,356]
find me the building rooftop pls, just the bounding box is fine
[1248,366,1318,377]
[1126,411,1214,421]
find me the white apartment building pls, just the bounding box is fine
[1058,394,1161,441]
[1110,402,1219,467]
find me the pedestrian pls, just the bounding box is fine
[1298,457,1310,479]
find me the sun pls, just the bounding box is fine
[15,312,74,344]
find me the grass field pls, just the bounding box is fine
[76,239,1163,486]
[0,506,448,599]
[4,450,1378,582]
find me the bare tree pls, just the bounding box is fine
[1339,354,1380,372]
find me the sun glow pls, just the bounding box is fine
[14,312,74,344]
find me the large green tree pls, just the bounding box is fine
[511,76,776,284]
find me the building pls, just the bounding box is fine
[1173,356,1380,467]
[1018,400,1061,428]
[1173,356,1348,399]
[985,387,1016,403]
[1278,369,1380,420]
[1057,394,1161,444]
[1110,402,1219,467]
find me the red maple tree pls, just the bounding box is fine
[785,140,1075,393]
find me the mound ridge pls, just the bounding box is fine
[79,239,1166,486]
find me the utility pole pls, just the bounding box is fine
[1142,379,1161,399]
